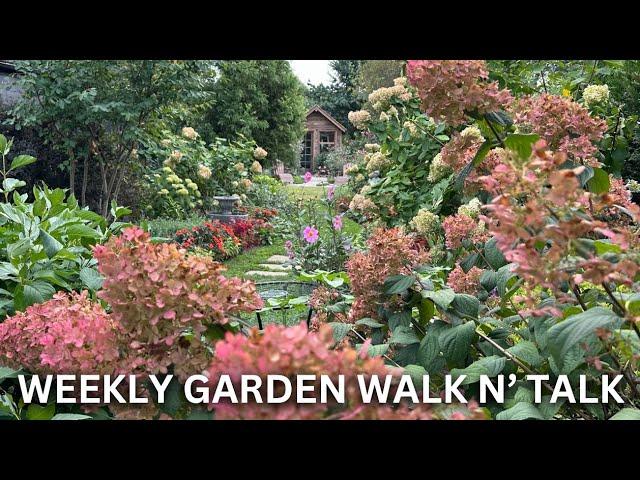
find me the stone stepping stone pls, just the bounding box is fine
[245,270,289,278]
[257,263,292,272]
[265,255,289,264]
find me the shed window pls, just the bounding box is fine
[319,131,336,152]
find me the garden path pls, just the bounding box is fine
[245,254,293,278]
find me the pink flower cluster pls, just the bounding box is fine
[480,140,640,307]
[438,131,484,173]
[0,291,120,375]
[407,60,513,126]
[346,228,430,321]
[204,322,484,420]
[442,213,485,249]
[447,265,484,295]
[94,227,263,380]
[465,148,508,192]
[514,94,607,166]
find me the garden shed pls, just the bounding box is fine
[301,105,346,171]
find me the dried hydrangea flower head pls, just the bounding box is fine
[407,60,513,126]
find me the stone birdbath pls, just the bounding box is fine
[208,195,248,224]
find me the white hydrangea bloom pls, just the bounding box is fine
[410,208,440,237]
[458,198,483,218]
[460,125,484,141]
[583,84,610,106]
[427,152,452,182]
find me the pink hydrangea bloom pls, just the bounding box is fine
[447,265,484,294]
[304,171,313,183]
[407,60,513,126]
[0,291,120,375]
[513,94,607,166]
[303,226,319,244]
[441,213,478,249]
[480,140,640,307]
[204,323,484,420]
[438,131,484,173]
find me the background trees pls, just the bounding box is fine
[203,60,306,167]
[306,60,363,134]
[6,60,214,216]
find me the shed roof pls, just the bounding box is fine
[306,105,347,133]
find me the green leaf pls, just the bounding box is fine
[547,307,620,368]
[507,341,543,367]
[459,252,479,272]
[450,294,480,319]
[484,237,508,270]
[609,408,640,420]
[496,264,518,297]
[65,224,102,240]
[0,366,21,381]
[26,403,55,420]
[0,133,7,154]
[504,133,539,159]
[10,154,37,171]
[79,267,104,291]
[0,262,19,280]
[594,239,621,255]
[2,178,26,193]
[355,318,384,328]
[439,321,477,366]
[383,274,415,295]
[421,288,455,311]
[417,333,441,373]
[496,402,544,420]
[51,413,92,420]
[454,140,491,191]
[480,270,497,292]
[450,355,506,385]
[587,167,610,194]
[38,229,63,258]
[484,110,513,126]
[403,365,427,389]
[389,326,420,345]
[328,322,351,343]
[364,343,390,358]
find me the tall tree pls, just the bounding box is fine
[204,61,306,166]
[7,60,213,215]
[357,60,405,93]
[306,60,363,134]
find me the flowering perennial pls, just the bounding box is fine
[94,227,263,379]
[513,94,607,166]
[204,323,482,420]
[407,60,513,126]
[582,84,610,106]
[479,140,640,307]
[346,228,429,321]
[0,291,119,375]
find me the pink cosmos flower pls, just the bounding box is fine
[327,184,335,200]
[303,226,319,244]
[332,215,343,231]
[304,171,313,183]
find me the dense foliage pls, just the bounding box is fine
[203,61,306,167]
[3,60,640,421]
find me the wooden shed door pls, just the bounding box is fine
[301,131,313,171]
